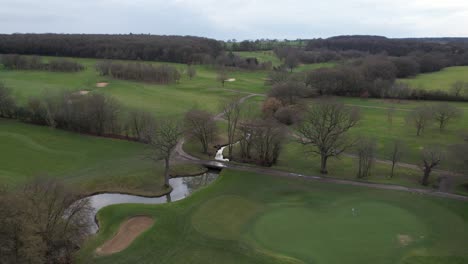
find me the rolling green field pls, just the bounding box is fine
[0,119,204,195]
[0,57,269,117]
[400,66,468,91]
[338,98,468,168]
[78,170,468,264]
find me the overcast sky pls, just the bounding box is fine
[1,0,468,40]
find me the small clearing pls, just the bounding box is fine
[95,216,154,256]
[96,82,109,88]
[397,234,413,246]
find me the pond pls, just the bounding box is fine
[84,171,219,233]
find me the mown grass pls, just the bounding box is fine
[0,56,269,117]
[0,119,205,195]
[78,169,468,264]
[336,97,468,169]
[400,66,468,91]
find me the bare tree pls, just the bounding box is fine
[262,97,283,117]
[187,64,197,80]
[146,119,183,187]
[406,105,433,136]
[388,140,405,178]
[185,109,217,154]
[450,81,464,97]
[128,109,156,142]
[0,178,92,263]
[268,81,308,105]
[238,119,285,166]
[217,67,228,87]
[356,138,376,178]
[0,82,17,118]
[297,99,360,174]
[221,97,242,158]
[433,103,462,132]
[420,146,444,186]
[284,52,299,72]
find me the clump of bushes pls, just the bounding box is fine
[95,61,181,84]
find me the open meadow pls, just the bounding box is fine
[400,66,468,91]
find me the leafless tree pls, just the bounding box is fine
[187,64,197,80]
[420,146,444,186]
[406,105,433,136]
[128,109,156,142]
[268,81,308,105]
[146,119,183,187]
[388,139,405,178]
[0,82,16,118]
[0,178,92,263]
[284,52,299,72]
[185,109,217,154]
[238,119,285,166]
[450,81,465,97]
[297,99,360,174]
[356,137,376,178]
[221,97,242,158]
[433,103,462,132]
[217,67,228,87]
[262,97,283,117]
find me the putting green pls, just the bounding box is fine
[192,195,261,240]
[252,202,428,264]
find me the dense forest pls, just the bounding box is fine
[0,34,223,64]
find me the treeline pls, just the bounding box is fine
[305,56,468,101]
[274,46,366,64]
[96,61,181,84]
[306,35,467,57]
[224,39,307,51]
[0,34,223,64]
[215,52,272,70]
[0,54,84,72]
[0,83,168,141]
[264,54,468,103]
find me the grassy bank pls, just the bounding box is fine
[0,119,205,196]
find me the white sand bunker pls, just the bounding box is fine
[96,216,154,256]
[78,90,89,95]
[225,78,236,82]
[96,82,109,88]
[397,234,413,246]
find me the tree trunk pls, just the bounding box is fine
[320,155,328,174]
[164,158,170,187]
[390,161,396,178]
[421,167,431,186]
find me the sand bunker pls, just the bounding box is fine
[78,90,89,95]
[397,234,413,246]
[96,216,154,256]
[225,78,236,82]
[96,82,109,88]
